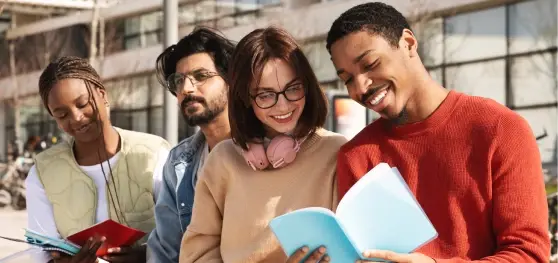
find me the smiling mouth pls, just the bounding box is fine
[272,111,294,120]
[75,123,91,133]
[366,84,390,106]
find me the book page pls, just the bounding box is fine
[269,207,361,261]
[335,163,438,255]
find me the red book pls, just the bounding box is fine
[67,219,146,257]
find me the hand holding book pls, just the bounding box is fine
[49,236,105,263]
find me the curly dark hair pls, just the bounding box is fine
[156,26,236,96]
[326,2,412,52]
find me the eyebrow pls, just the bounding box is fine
[336,49,375,76]
[182,67,209,75]
[51,94,89,113]
[256,77,300,92]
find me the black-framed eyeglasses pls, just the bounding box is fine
[250,83,306,109]
[166,70,220,95]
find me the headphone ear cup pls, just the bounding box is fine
[242,143,269,170]
[266,135,297,168]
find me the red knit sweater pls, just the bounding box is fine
[336,91,550,262]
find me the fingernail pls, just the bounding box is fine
[88,237,93,241]
[101,236,107,241]
[302,246,309,252]
[107,248,113,253]
[319,246,326,253]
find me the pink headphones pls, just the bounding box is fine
[241,135,307,171]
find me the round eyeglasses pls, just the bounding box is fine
[251,84,306,109]
[166,70,220,95]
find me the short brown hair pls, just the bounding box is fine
[228,26,328,150]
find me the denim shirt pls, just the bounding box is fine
[147,131,206,263]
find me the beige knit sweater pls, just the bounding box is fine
[179,129,347,263]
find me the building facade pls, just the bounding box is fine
[0,0,556,180]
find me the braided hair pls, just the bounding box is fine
[326,2,412,52]
[38,56,127,225]
[39,56,105,115]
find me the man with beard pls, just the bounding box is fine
[147,27,235,263]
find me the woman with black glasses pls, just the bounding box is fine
[179,26,347,263]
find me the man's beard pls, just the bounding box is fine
[180,92,226,126]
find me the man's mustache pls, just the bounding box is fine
[361,86,383,105]
[181,95,206,110]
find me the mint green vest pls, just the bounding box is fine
[34,127,170,244]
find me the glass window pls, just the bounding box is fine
[332,97,367,139]
[108,76,150,110]
[511,53,557,107]
[131,111,148,133]
[124,36,141,50]
[235,12,257,26]
[416,18,443,67]
[149,107,164,137]
[217,16,236,28]
[150,75,165,107]
[5,100,15,127]
[509,0,557,54]
[124,16,141,35]
[515,107,557,164]
[444,7,506,63]
[237,0,259,11]
[301,40,337,82]
[196,1,217,22]
[111,111,131,130]
[19,95,42,124]
[179,4,196,25]
[144,31,161,47]
[445,59,506,105]
[428,68,443,85]
[141,11,162,33]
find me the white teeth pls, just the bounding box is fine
[370,89,388,106]
[273,111,293,119]
[77,124,89,132]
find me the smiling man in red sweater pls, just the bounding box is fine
[325,2,550,263]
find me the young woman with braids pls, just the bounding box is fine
[25,56,171,263]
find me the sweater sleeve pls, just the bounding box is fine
[179,149,227,263]
[434,113,550,263]
[336,148,358,200]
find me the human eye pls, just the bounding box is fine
[193,71,214,82]
[257,92,275,101]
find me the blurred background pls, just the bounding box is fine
[0,0,556,262]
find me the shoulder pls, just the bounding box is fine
[34,142,70,163]
[118,128,170,148]
[315,129,349,147]
[208,139,239,160]
[454,93,532,136]
[338,120,383,157]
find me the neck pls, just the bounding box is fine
[199,111,230,151]
[401,67,449,124]
[74,124,120,163]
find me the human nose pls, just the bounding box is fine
[275,93,289,110]
[70,108,85,122]
[354,74,373,98]
[179,76,196,94]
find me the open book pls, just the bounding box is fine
[0,219,145,258]
[269,163,438,262]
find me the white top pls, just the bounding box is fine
[25,148,169,263]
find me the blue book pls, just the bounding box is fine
[269,163,438,262]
